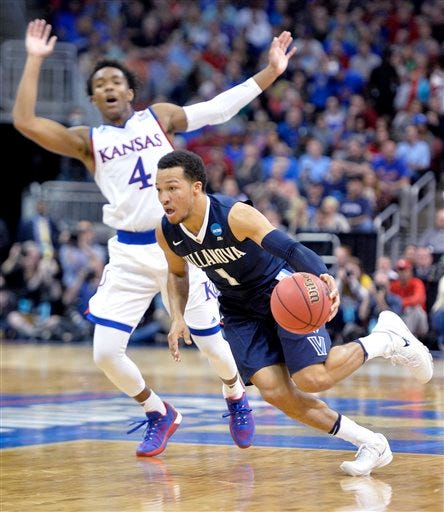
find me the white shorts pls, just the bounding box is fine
[87,236,220,333]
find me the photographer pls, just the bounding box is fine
[1,241,63,340]
[58,221,107,340]
[367,271,403,331]
[330,256,371,342]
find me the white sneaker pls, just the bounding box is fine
[372,311,434,383]
[340,433,393,477]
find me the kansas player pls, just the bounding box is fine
[155,150,433,477]
[12,20,296,455]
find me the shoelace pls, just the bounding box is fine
[127,417,160,440]
[354,442,382,460]
[223,404,253,425]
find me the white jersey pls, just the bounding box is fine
[91,108,173,232]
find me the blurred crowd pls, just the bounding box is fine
[1,0,443,347]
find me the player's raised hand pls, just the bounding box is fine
[267,31,297,76]
[26,19,57,58]
[167,318,192,362]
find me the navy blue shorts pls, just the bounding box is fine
[222,312,332,385]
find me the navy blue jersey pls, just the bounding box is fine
[161,194,288,316]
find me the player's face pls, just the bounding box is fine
[90,67,134,122]
[156,167,196,224]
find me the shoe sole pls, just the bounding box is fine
[230,422,254,449]
[374,311,433,383]
[340,448,393,477]
[136,411,183,457]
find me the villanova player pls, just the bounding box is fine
[12,20,295,455]
[155,150,433,477]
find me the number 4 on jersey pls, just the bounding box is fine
[129,156,153,189]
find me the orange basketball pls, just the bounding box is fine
[270,272,332,334]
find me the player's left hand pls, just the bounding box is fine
[319,273,340,321]
[268,31,297,75]
[167,318,192,362]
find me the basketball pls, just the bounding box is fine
[270,272,332,334]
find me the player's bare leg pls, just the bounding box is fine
[251,364,392,477]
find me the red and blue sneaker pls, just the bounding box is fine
[223,392,255,449]
[127,401,182,457]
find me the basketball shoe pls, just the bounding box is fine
[223,392,255,449]
[371,311,433,383]
[340,433,393,477]
[127,401,182,457]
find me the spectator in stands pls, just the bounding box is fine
[367,48,400,118]
[332,256,371,342]
[59,220,106,312]
[401,243,418,268]
[339,175,375,233]
[321,160,347,202]
[299,138,331,189]
[390,258,429,339]
[233,142,265,197]
[220,176,249,202]
[303,181,325,226]
[308,195,350,233]
[396,124,431,182]
[16,199,60,259]
[2,241,63,340]
[431,275,444,351]
[374,255,398,281]
[419,207,444,255]
[367,270,403,332]
[371,139,411,217]
[333,136,372,178]
[349,41,382,81]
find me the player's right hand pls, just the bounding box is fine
[26,19,57,58]
[167,318,192,362]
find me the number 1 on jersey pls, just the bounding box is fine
[214,268,240,286]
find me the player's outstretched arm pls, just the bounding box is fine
[228,202,328,276]
[154,31,296,134]
[12,19,90,164]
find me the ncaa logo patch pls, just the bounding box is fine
[210,223,223,236]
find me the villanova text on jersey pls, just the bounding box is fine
[161,194,287,313]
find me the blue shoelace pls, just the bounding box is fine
[127,416,160,439]
[223,402,253,425]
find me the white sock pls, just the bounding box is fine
[222,377,244,399]
[358,331,393,360]
[332,414,380,447]
[141,391,167,415]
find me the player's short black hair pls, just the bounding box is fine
[157,150,207,190]
[86,59,139,97]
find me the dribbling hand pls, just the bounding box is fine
[26,19,57,58]
[320,273,340,322]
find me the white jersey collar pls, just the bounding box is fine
[179,196,210,244]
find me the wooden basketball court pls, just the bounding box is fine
[2,341,443,511]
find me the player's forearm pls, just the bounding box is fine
[167,272,189,319]
[12,55,43,127]
[252,64,282,92]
